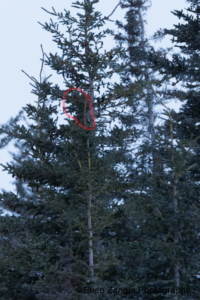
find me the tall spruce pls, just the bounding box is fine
[144,0,200,297]
[86,0,163,295]
[114,0,200,298]
[102,0,200,299]
[0,1,136,299]
[102,0,165,287]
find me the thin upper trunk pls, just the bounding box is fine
[138,6,155,141]
[173,182,180,300]
[85,20,94,276]
[170,110,180,299]
[138,5,163,174]
[88,192,94,277]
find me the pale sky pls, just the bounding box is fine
[0,0,188,213]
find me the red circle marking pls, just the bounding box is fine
[63,87,96,131]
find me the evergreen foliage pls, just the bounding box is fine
[0,1,134,299]
[1,0,200,299]
[100,0,200,299]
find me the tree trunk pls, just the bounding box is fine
[138,6,160,174]
[88,193,94,277]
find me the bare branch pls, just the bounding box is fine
[186,163,197,172]
[105,1,121,20]
[21,70,38,83]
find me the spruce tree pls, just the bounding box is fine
[117,0,200,298]
[87,1,163,295]
[0,1,135,299]
[143,0,200,297]
[102,0,200,299]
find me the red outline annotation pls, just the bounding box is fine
[62,87,96,131]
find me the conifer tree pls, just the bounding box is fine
[0,1,135,299]
[95,1,164,297]
[102,0,200,299]
[115,1,200,299]
[143,0,200,297]
[86,1,164,293]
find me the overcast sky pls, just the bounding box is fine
[0,0,188,213]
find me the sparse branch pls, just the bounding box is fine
[21,70,37,83]
[40,7,57,16]
[94,1,121,28]
[104,1,121,20]
[186,163,197,172]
